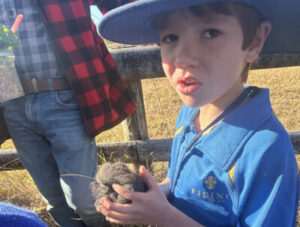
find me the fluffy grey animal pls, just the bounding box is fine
[91,162,148,207]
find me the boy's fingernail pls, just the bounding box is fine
[112,184,118,190]
[140,165,147,176]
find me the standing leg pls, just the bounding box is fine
[3,93,85,227]
[39,90,105,227]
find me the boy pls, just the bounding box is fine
[97,0,300,226]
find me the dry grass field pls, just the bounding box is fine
[0,65,300,226]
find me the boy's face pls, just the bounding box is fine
[159,9,253,108]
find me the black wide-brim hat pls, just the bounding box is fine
[99,0,300,54]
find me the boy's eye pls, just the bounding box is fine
[161,34,178,43]
[203,29,222,39]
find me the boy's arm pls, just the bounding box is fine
[237,138,298,227]
[91,0,136,15]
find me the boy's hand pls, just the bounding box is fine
[158,177,170,198]
[98,165,171,226]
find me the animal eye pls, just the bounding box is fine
[203,29,222,39]
[161,34,178,44]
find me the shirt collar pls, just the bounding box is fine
[186,88,273,171]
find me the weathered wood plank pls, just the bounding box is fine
[252,53,300,69]
[0,149,22,171]
[111,46,300,82]
[122,80,148,141]
[290,131,300,154]
[1,132,299,171]
[111,46,164,82]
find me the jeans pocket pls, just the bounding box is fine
[55,90,79,109]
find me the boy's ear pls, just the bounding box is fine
[245,21,272,63]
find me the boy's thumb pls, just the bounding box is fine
[139,165,156,189]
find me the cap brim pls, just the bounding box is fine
[99,0,300,54]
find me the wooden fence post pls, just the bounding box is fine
[111,47,162,141]
[122,79,148,141]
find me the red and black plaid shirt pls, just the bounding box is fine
[37,0,136,137]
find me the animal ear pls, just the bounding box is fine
[245,21,272,63]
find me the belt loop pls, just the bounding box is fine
[47,79,54,91]
[32,78,38,93]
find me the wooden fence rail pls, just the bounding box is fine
[1,131,300,171]
[1,46,300,171]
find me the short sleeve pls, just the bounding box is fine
[237,138,298,227]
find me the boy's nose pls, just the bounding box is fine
[174,40,198,68]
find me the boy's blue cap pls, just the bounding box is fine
[99,0,300,54]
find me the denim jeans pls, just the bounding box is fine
[3,90,105,227]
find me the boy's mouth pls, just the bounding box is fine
[176,78,201,94]
[182,81,197,86]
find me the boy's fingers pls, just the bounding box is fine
[109,184,144,204]
[139,165,147,175]
[112,184,133,200]
[139,165,157,190]
[105,216,124,225]
[106,214,137,225]
[161,177,170,184]
[99,201,138,224]
[99,205,126,224]
[99,198,112,210]
[100,197,132,213]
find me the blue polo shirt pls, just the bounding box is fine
[0,202,46,227]
[168,88,298,227]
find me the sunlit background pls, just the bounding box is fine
[90,6,103,31]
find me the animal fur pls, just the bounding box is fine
[91,162,148,207]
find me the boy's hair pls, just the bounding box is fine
[153,3,265,82]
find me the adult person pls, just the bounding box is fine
[0,0,135,226]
